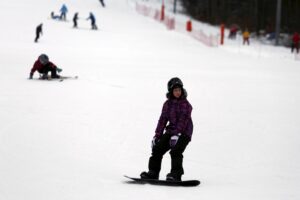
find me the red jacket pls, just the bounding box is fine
[293,33,300,44]
[30,60,56,76]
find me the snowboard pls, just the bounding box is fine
[124,175,200,187]
[33,75,78,82]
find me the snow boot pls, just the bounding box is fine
[140,170,159,180]
[166,173,182,181]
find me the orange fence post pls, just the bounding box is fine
[220,23,225,45]
[186,20,192,32]
[160,4,165,21]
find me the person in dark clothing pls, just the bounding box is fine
[291,32,300,54]
[73,12,79,28]
[34,23,43,43]
[51,11,60,20]
[140,77,193,181]
[99,0,105,7]
[87,12,98,30]
[29,54,62,79]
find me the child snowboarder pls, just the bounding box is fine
[34,23,43,43]
[87,12,98,30]
[140,77,193,181]
[29,54,62,79]
[51,11,60,20]
[73,12,79,28]
[60,4,68,21]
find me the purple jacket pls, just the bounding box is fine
[155,98,193,140]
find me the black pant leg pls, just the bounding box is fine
[148,134,171,173]
[35,33,39,42]
[169,135,190,176]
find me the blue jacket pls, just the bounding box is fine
[60,4,68,13]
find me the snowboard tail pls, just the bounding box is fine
[124,175,200,187]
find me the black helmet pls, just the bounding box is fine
[38,54,49,65]
[167,77,183,92]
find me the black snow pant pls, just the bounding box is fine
[39,64,59,78]
[73,19,77,28]
[148,133,190,177]
[91,21,97,30]
[35,32,40,42]
[99,0,105,7]
[291,43,299,54]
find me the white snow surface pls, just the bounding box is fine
[1,0,300,200]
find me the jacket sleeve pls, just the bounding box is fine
[173,101,192,136]
[154,101,169,138]
[30,61,38,76]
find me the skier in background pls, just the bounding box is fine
[34,23,43,43]
[243,29,250,45]
[73,12,79,28]
[29,54,62,79]
[291,32,300,54]
[99,0,105,7]
[60,4,68,21]
[140,77,193,181]
[87,12,98,30]
[51,11,61,20]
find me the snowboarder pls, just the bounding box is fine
[34,23,43,43]
[99,0,105,7]
[140,77,193,181]
[60,4,68,21]
[243,29,250,45]
[29,54,62,79]
[51,11,60,20]
[87,12,98,30]
[291,32,300,54]
[73,12,79,28]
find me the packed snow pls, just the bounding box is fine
[0,0,300,200]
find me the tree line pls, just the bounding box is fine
[180,0,300,34]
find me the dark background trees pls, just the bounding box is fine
[181,0,300,34]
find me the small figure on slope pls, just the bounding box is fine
[243,29,250,45]
[73,12,79,28]
[34,23,43,43]
[140,77,193,181]
[29,54,62,80]
[291,32,300,54]
[87,12,98,30]
[60,4,68,21]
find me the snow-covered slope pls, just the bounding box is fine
[0,0,300,200]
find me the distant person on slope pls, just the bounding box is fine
[60,4,68,21]
[73,12,79,28]
[243,29,250,45]
[51,11,61,20]
[29,54,62,79]
[99,0,105,7]
[34,23,43,43]
[140,77,193,181]
[87,12,98,30]
[291,32,300,54]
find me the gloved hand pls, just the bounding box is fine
[170,134,181,148]
[29,74,33,79]
[151,137,159,149]
[56,67,62,73]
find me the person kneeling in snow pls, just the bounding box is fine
[29,54,62,79]
[140,77,193,181]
